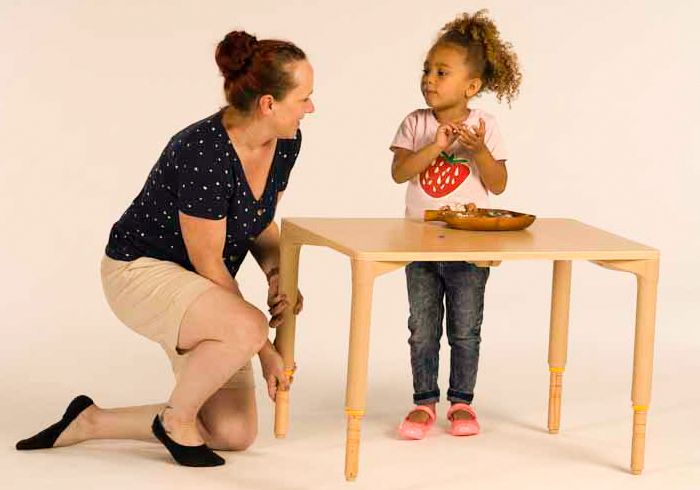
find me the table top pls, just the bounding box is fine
[281,218,658,262]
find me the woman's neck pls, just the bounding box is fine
[222,107,276,151]
[432,103,471,125]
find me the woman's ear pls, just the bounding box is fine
[258,94,275,115]
[465,78,483,98]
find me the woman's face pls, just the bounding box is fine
[271,59,315,138]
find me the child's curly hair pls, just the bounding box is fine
[436,10,522,105]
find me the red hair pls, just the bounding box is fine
[215,31,306,113]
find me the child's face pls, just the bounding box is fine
[421,44,481,110]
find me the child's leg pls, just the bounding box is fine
[443,261,490,411]
[405,261,445,414]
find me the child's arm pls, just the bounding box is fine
[391,123,460,183]
[457,118,507,195]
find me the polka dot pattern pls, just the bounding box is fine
[105,110,301,277]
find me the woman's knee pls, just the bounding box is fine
[208,419,258,451]
[182,288,268,352]
[224,306,268,349]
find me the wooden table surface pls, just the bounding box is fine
[281,218,657,261]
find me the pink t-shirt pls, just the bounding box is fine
[390,108,507,220]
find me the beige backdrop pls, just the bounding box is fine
[1,1,699,489]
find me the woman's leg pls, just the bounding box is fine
[161,286,267,445]
[197,387,257,451]
[50,286,266,447]
[53,385,257,448]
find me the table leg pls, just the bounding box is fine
[593,258,659,475]
[344,259,376,481]
[629,260,659,475]
[274,239,301,439]
[548,260,572,434]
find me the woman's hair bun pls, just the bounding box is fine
[215,31,258,79]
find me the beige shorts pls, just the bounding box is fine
[100,254,254,390]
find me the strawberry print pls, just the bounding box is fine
[420,151,470,198]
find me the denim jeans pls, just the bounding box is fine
[405,261,490,405]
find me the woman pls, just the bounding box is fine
[16,30,315,467]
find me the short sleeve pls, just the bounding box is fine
[276,130,302,192]
[485,118,508,162]
[175,140,230,219]
[390,111,417,151]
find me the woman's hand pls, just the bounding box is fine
[266,269,304,328]
[258,341,289,401]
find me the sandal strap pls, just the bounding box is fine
[447,403,476,421]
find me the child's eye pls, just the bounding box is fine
[438,71,447,77]
[422,68,429,75]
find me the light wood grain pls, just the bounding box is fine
[282,218,658,261]
[274,217,660,479]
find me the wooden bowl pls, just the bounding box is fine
[424,208,536,231]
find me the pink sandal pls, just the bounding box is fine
[447,403,480,436]
[398,405,436,440]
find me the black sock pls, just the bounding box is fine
[16,395,94,450]
[151,414,225,467]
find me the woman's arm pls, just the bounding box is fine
[250,220,281,281]
[178,211,242,296]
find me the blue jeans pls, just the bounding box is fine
[405,261,490,405]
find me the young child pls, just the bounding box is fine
[389,10,522,439]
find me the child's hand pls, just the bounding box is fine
[457,118,488,156]
[435,123,461,150]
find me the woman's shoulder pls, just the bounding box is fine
[169,111,225,146]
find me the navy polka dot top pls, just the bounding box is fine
[105,109,301,277]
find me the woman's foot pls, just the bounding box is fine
[16,395,96,450]
[447,403,480,436]
[151,409,224,467]
[398,404,436,440]
[159,406,205,446]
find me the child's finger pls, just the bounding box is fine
[458,137,476,150]
[448,123,462,134]
[460,133,475,143]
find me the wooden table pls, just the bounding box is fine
[272,218,659,480]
